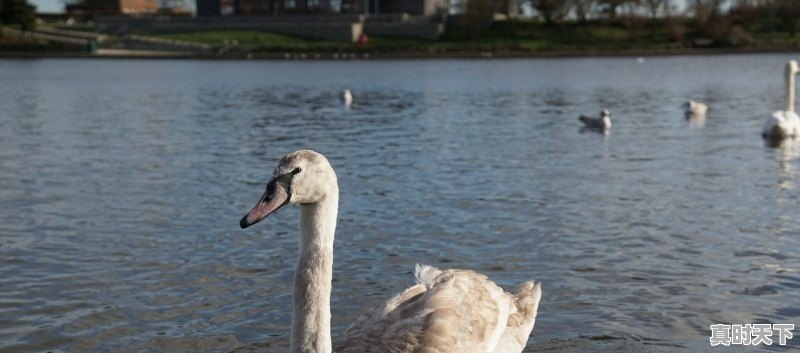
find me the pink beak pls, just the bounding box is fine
[240,180,290,229]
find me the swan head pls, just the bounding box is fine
[240,150,337,229]
[788,60,800,77]
[601,110,610,118]
[685,100,695,109]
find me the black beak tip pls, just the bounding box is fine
[239,216,250,229]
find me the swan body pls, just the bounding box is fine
[764,60,800,140]
[336,265,541,353]
[240,150,542,353]
[340,89,353,106]
[685,100,708,117]
[763,110,800,139]
[579,110,612,131]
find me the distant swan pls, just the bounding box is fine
[579,110,612,131]
[685,100,708,118]
[340,89,353,107]
[763,60,800,140]
[240,150,542,353]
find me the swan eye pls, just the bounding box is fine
[291,167,302,174]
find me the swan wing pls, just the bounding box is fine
[764,111,800,138]
[763,111,784,136]
[491,281,542,353]
[335,265,539,353]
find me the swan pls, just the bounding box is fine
[684,100,708,118]
[239,150,542,353]
[340,89,353,107]
[579,110,612,131]
[763,60,800,140]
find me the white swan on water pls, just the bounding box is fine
[763,60,800,140]
[240,150,542,353]
[684,100,708,118]
[340,89,353,107]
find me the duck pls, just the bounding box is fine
[684,100,708,118]
[579,110,612,131]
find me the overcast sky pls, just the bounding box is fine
[32,0,691,17]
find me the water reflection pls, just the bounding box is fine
[769,138,800,195]
[686,113,707,128]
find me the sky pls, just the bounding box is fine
[31,0,691,17]
[32,0,64,13]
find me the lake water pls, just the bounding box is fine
[1,55,799,353]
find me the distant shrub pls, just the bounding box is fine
[727,25,752,45]
[666,17,685,43]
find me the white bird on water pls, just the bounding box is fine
[579,110,612,131]
[340,89,353,107]
[240,150,542,353]
[763,60,800,140]
[684,100,709,118]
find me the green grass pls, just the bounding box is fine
[145,18,800,54]
[154,30,343,49]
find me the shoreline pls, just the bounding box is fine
[1,45,800,60]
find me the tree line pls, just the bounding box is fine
[528,0,800,36]
[1,0,36,30]
[459,0,800,43]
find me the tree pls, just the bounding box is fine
[529,0,571,25]
[727,2,760,32]
[692,0,729,38]
[572,0,597,23]
[642,0,670,19]
[691,0,727,18]
[465,0,493,39]
[0,0,36,30]
[774,0,800,37]
[599,0,626,19]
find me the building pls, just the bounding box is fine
[68,0,158,15]
[197,0,447,16]
[361,0,448,16]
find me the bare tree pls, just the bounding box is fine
[572,0,596,23]
[599,0,626,19]
[728,0,760,29]
[642,0,670,19]
[692,0,727,17]
[529,0,571,25]
[692,0,729,39]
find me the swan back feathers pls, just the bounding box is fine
[763,110,800,139]
[337,265,540,353]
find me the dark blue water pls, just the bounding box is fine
[1,56,799,353]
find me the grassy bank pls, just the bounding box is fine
[150,18,800,55]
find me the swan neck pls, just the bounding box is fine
[291,193,338,353]
[787,67,796,113]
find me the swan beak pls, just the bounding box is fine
[240,180,290,229]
